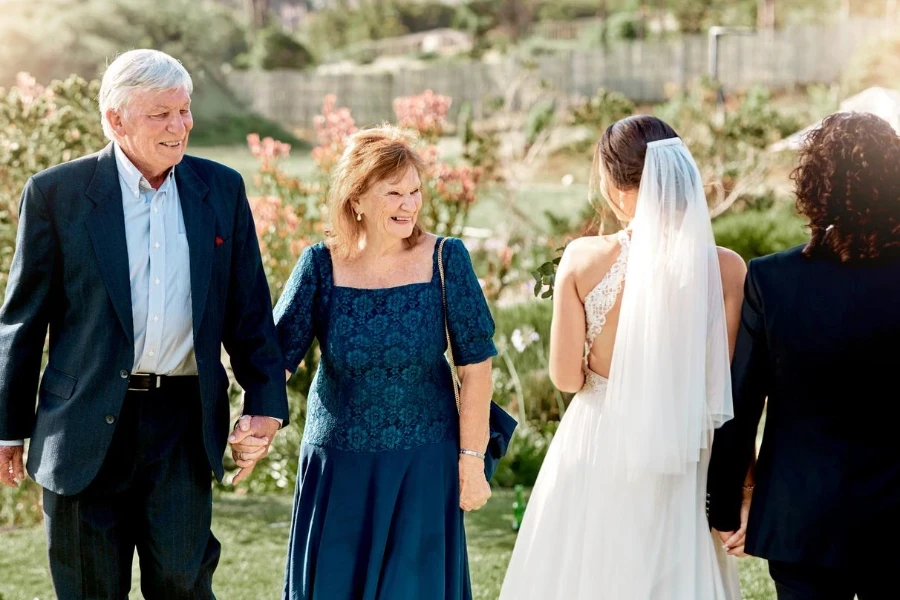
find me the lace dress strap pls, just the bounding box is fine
[583,229,630,361]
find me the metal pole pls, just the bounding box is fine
[708,27,726,127]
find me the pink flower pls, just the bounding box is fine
[312,94,357,171]
[393,90,452,139]
[247,133,291,168]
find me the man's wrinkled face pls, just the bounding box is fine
[108,87,193,182]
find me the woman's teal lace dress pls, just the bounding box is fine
[274,237,497,600]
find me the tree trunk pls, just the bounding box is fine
[598,0,608,47]
[757,0,776,30]
[246,0,270,30]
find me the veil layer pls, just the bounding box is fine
[603,137,734,480]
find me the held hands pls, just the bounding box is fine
[0,446,25,488]
[458,454,491,512]
[228,415,280,486]
[717,490,753,557]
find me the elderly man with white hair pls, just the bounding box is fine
[0,49,288,597]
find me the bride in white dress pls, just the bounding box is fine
[499,116,748,599]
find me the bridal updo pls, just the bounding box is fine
[590,115,680,225]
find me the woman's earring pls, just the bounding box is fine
[356,212,362,222]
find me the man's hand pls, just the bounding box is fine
[458,454,491,512]
[717,491,752,557]
[228,415,280,486]
[0,446,25,488]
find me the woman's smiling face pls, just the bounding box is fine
[354,166,423,244]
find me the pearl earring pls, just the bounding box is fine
[356,212,362,222]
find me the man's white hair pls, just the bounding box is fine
[99,49,193,141]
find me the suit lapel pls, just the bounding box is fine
[175,158,213,338]
[85,143,134,344]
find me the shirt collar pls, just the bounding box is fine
[113,143,175,199]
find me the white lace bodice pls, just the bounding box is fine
[582,229,630,392]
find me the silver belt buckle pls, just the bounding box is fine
[128,373,161,391]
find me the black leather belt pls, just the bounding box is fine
[127,373,197,391]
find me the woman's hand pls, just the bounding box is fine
[718,490,752,557]
[458,454,491,511]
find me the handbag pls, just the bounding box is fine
[438,237,518,482]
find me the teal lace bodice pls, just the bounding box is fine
[274,238,497,452]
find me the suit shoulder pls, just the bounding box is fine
[748,243,807,273]
[30,149,103,186]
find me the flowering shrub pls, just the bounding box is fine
[392,89,452,143]
[393,90,482,237]
[0,73,105,305]
[311,94,357,173]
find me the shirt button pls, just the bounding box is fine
[154,242,160,249]
[105,415,115,424]
[120,369,129,379]
[153,315,160,322]
[153,207,159,213]
[148,350,155,357]
[155,279,160,285]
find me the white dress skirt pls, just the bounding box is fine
[498,371,742,599]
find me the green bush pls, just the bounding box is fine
[569,87,635,132]
[605,11,640,41]
[713,202,809,261]
[235,28,316,71]
[492,421,558,488]
[395,2,459,32]
[536,0,602,22]
[303,2,407,53]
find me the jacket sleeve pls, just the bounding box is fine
[707,258,770,531]
[0,178,57,440]
[221,176,290,426]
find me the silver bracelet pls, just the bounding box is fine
[459,448,486,460]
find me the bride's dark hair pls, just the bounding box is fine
[589,115,680,229]
[594,115,680,192]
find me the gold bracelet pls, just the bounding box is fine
[742,485,755,492]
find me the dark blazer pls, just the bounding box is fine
[707,244,900,568]
[0,143,289,495]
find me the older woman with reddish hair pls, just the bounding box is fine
[708,112,900,599]
[272,125,496,599]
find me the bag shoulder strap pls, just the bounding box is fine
[438,237,461,413]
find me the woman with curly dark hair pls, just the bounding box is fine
[708,111,900,600]
[794,111,900,262]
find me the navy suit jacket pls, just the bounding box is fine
[0,143,289,495]
[707,244,900,568]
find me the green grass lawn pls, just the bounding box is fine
[0,488,775,600]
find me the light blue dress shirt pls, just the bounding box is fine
[114,144,197,376]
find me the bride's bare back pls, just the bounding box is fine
[549,232,746,394]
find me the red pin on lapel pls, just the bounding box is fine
[215,235,224,247]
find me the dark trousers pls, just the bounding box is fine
[769,559,894,600]
[42,380,220,599]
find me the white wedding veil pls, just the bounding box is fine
[603,137,734,481]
